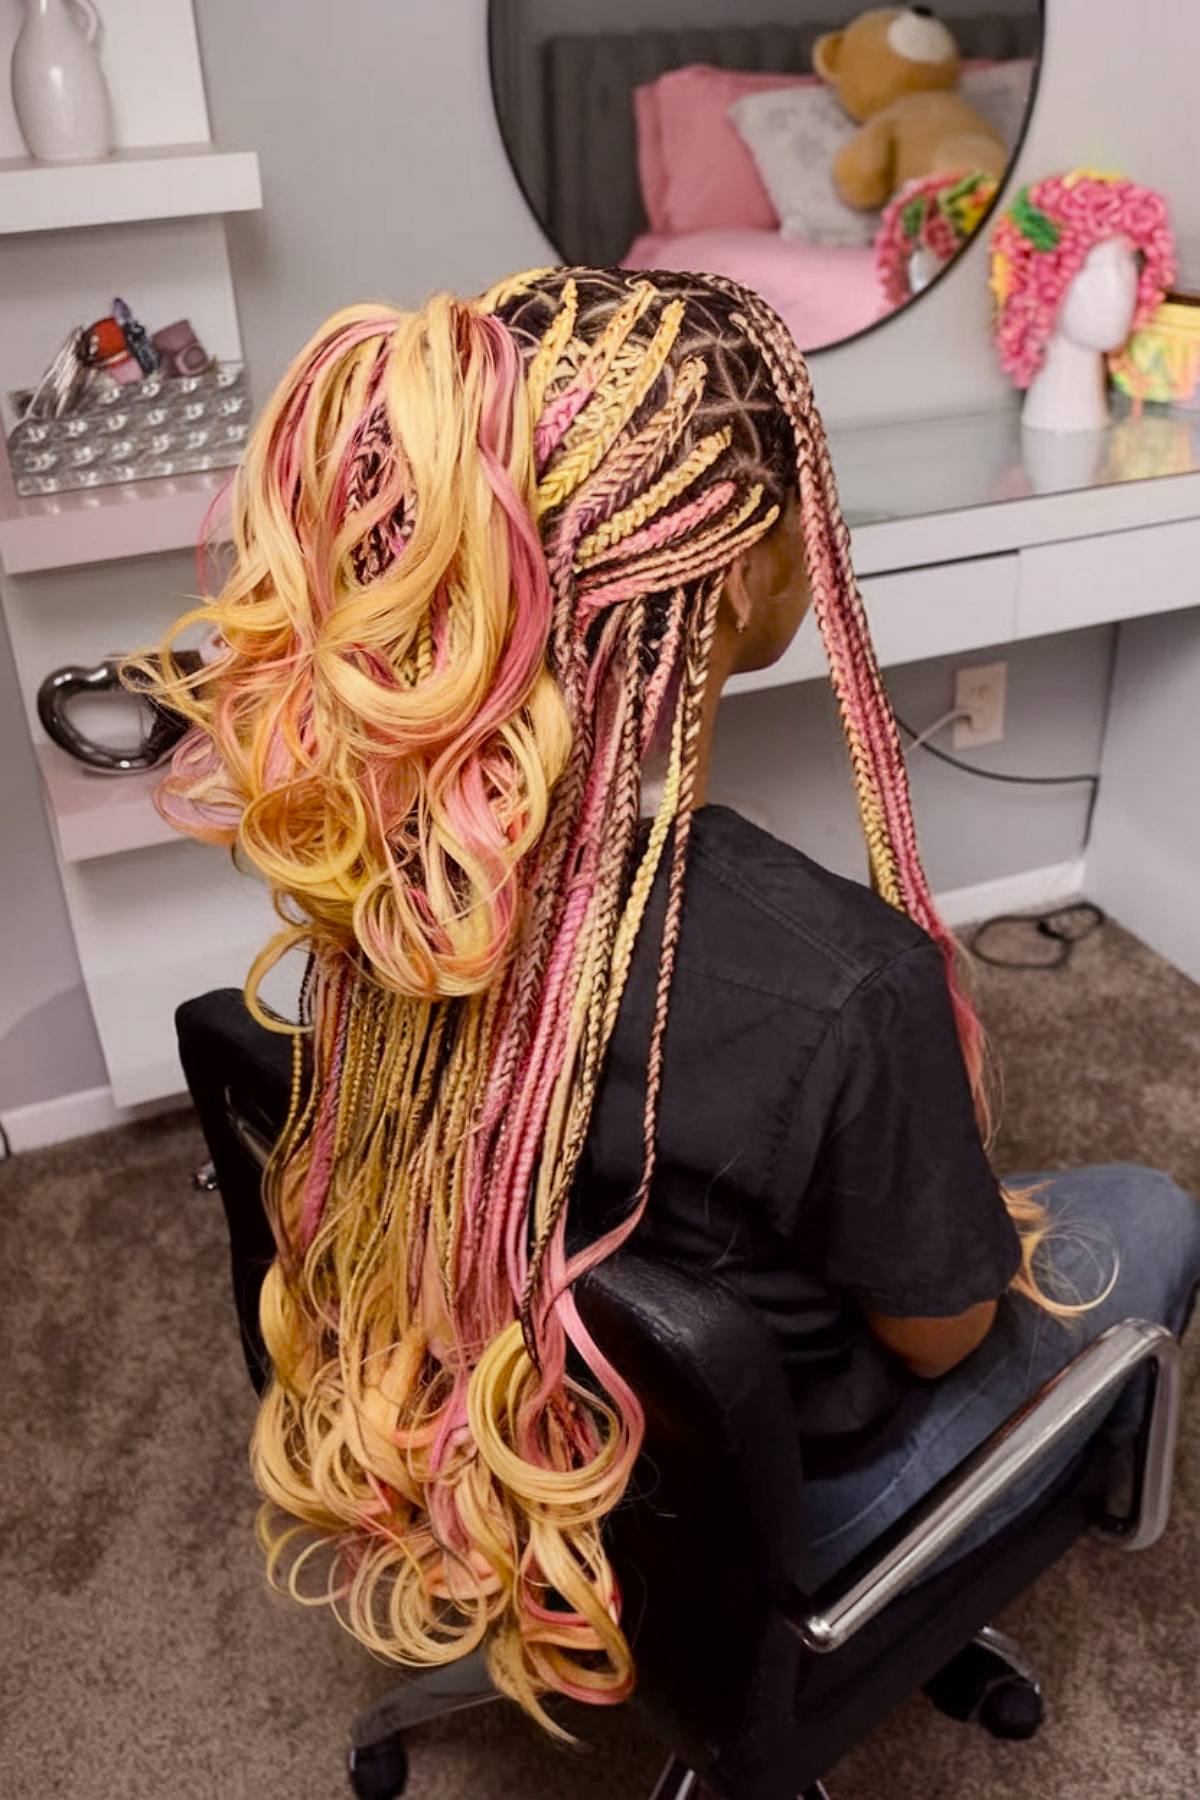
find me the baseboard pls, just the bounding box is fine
[933,857,1088,929]
[1,1084,181,1156]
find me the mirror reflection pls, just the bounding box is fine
[490,3,1042,351]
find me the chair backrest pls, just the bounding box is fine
[177,988,808,1766]
[177,988,291,1390]
[576,1250,805,1763]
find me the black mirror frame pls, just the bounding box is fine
[486,0,1047,357]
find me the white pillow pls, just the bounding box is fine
[727,86,877,249]
[961,60,1035,153]
[727,61,1033,249]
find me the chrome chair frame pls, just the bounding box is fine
[789,1319,1180,1655]
[605,1320,1181,1800]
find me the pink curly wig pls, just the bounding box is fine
[875,170,999,307]
[990,171,1176,388]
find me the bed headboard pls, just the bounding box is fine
[530,14,1040,268]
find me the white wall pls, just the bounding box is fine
[0,609,105,1109]
[712,627,1112,891]
[196,2,549,395]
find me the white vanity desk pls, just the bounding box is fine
[729,403,1200,987]
[12,403,1200,1112]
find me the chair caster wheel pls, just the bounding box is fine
[924,1626,1043,1740]
[348,1732,409,1798]
[979,1677,1044,1741]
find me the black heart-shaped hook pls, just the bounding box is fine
[37,652,201,775]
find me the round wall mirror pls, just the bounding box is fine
[490,2,1043,353]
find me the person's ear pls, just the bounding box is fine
[723,554,754,635]
[813,29,843,82]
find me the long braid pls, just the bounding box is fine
[708,278,991,1122]
[136,264,1037,1730]
[712,289,1063,1301]
[634,573,720,1200]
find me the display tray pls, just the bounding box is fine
[6,363,250,497]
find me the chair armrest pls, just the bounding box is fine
[788,1318,1181,1655]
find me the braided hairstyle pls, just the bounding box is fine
[138,266,1026,1725]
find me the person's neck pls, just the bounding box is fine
[690,625,739,809]
[1022,331,1111,433]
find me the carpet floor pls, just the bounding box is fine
[1,914,1198,1800]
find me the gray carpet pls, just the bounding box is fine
[1,915,1198,1800]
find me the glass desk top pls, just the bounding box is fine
[829,401,1200,533]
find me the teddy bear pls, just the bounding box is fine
[814,6,1007,212]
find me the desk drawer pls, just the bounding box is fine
[1018,517,1200,637]
[861,553,1018,669]
[727,552,1019,696]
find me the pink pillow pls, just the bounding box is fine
[635,64,817,237]
[634,82,672,236]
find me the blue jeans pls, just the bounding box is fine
[797,1164,1200,1589]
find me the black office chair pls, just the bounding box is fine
[178,989,1181,1800]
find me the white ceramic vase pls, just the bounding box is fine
[11,0,114,164]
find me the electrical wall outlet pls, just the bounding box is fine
[953,661,1007,749]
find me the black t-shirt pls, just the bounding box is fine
[577,805,1020,1455]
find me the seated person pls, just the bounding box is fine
[141,266,1200,1725]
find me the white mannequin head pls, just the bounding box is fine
[1056,236,1140,353]
[907,244,940,296]
[1022,235,1142,434]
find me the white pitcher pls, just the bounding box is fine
[11,0,114,163]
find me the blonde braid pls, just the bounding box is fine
[537,298,685,515]
[574,426,733,565]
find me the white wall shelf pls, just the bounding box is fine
[0,458,231,574]
[0,143,261,236]
[61,833,281,1108]
[36,742,174,863]
[0,0,267,1128]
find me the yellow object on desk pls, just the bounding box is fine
[1110,291,1200,409]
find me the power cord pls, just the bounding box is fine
[971,901,1106,970]
[904,705,971,751]
[895,710,1106,970]
[895,713,1102,839]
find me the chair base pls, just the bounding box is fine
[348,1733,409,1800]
[923,1625,1044,1741]
[345,1619,1047,1797]
[347,1652,498,1797]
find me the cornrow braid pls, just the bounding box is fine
[574,425,732,564]
[550,354,709,563]
[135,263,1038,1734]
